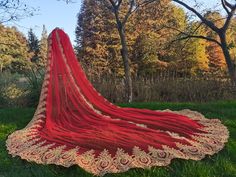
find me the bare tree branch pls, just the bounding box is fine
[221,3,236,32]
[221,0,230,14]
[132,0,156,13]
[224,0,234,10]
[176,35,222,46]
[122,0,135,26]
[172,0,220,33]
[172,0,236,83]
[165,25,221,47]
[108,0,116,7]
[0,0,37,24]
[121,0,156,26]
[117,0,123,9]
[180,22,204,50]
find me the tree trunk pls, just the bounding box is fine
[117,24,133,102]
[0,63,2,73]
[219,32,236,85]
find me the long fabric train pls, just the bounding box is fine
[6,28,229,176]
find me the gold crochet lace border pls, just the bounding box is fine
[6,109,229,176]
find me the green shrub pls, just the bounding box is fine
[0,72,24,107]
[0,69,44,107]
[24,68,44,107]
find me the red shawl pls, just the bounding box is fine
[6,28,229,176]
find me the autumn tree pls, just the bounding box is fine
[75,0,113,76]
[132,2,191,74]
[133,32,170,75]
[228,17,236,62]
[0,25,31,73]
[105,0,161,102]
[171,0,236,84]
[73,0,196,102]
[207,42,226,74]
[186,23,209,73]
[204,11,226,74]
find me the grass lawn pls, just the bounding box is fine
[0,101,236,177]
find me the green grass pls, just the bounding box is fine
[0,101,236,177]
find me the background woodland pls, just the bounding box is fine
[1,0,236,106]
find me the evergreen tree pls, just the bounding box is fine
[28,28,39,62]
[75,0,105,73]
[75,0,120,76]
[38,25,48,68]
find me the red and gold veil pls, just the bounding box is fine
[6,28,229,176]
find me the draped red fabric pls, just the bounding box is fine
[6,28,229,176]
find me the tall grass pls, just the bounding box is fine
[0,70,236,107]
[91,72,236,103]
[24,68,45,107]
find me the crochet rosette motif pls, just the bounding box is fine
[6,28,229,176]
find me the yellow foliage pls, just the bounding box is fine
[2,84,24,100]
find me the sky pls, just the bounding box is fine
[6,0,82,44]
[5,0,220,44]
